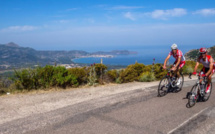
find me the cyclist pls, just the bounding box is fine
[163,43,186,85]
[192,48,215,93]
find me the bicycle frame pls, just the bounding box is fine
[190,73,208,97]
[166,69,179,88]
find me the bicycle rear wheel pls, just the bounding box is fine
[158,76,169,97]
[188,84,199,107]
[203,82,212,102]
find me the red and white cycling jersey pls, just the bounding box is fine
[198,55,215,68]
[169,49,185,62]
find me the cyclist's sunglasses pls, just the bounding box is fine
[200,52,206,55]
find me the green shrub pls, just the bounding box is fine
[115,77,122,84]
[143,65,152,72]
[68,67,87,84]
[95,63,107,77]
[13,66,79,90]
[182,61,203,74]
[14,68,38,90]
[182,65,193,75]
[119,63,145,83]
[150,64,167,80]
[51,66,69,88]
[14,79,24,90]
[64,74,79,87]
[139,72,156,82]
[0,88,7,95]
[37,65,54,88]
[106,69,118,82]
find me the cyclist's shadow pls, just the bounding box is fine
[158,86,181,97]
[167,87,181,93]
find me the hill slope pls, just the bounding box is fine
[185,46,215,60]
[0,42,137,69]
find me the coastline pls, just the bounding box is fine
[72,54,115,64]
[72,54,166,66]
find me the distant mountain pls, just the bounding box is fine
[185,46,215,60]
[0,43,137,69]
[0,43,48,67]
[5,42,20,47]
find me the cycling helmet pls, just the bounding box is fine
[171,43,177,50]
[199,48,207,53]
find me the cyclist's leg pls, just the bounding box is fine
[204,68,212,93]
[176,67,180,78]
[170,62,177,77]
[207,68,214,90]
[176,61,185,86]
[177,61,185,78]
[208,69,214,83]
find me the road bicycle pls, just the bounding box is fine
[158,68,184,97]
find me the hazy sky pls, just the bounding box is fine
[1,0,215,51]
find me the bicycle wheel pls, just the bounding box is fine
[188,84,199,107]
[203,82,212,102]
[158,76,170,97]
[176,73,184,92]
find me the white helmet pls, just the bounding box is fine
[171,43,177,50]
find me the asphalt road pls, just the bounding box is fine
[1,79,215,134]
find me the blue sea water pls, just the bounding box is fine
[72,45,201,66]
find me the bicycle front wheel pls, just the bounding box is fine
[203,82,212,102]
[176,73,184,92]
[188,84,199,107]
[158,76,169,97]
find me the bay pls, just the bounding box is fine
[72,45,199,66]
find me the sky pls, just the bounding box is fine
[0,0,215,51]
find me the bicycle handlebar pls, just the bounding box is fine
[189,72,208,81]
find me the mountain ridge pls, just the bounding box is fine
[0,42,137,69]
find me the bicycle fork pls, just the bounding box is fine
[191,84,199,100]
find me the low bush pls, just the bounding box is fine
[14,68,38,90]
[182,65,193,75]
[119,63,145,83]
[182,60,203,74]
[37,65,54,88]
[95,64,107,77]
[13,66,79,90]
[68,67,88,84]
[106,69,118,82]
[51,66,79,88]
[139,72,156,82]
[153,64,167,79]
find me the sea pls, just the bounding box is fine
[72,45,206,66]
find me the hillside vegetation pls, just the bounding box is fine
[185,46,215,60]
[0,61,202,95]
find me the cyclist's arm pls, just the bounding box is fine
[206,57,214,76]
[163,55,171,68]
[194,62,199,73]
[175,57,181,68]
